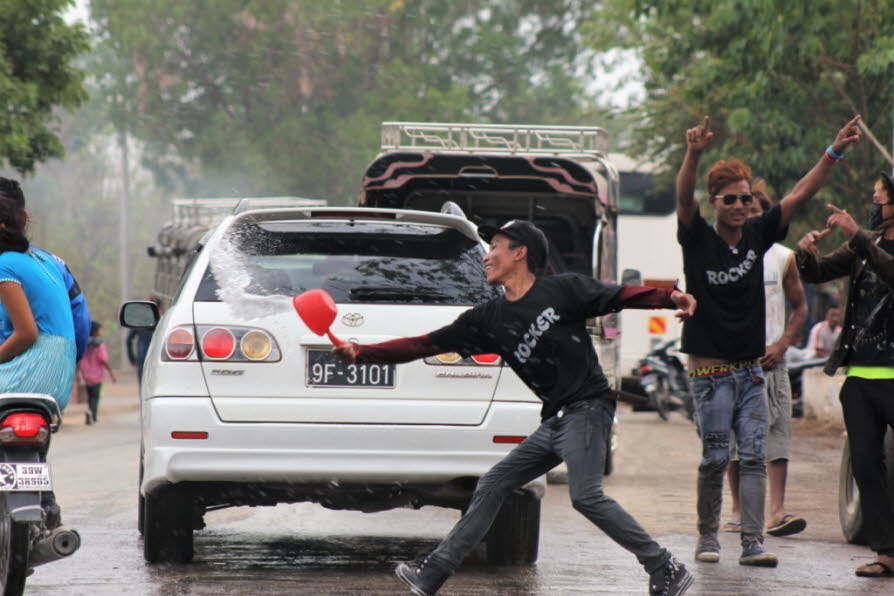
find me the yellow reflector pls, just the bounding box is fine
[436,352,462,364]
[241,330,272,360]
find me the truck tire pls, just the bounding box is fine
[485,491,540,566]
[143,485,194,563]
[838,429,894,545]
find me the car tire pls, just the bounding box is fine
[485,490,540,566]
[143,485,194,563]
[838,429,894,545]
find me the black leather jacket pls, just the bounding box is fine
[796,230,894,375]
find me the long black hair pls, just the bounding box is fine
[0,196,29,253]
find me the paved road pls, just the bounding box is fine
[22,376,894,594]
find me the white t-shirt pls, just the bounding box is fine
[763,243,793,346]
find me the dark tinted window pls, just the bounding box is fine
[619,172,675,215]
[195,220,501,305]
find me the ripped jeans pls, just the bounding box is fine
[688,362,769,543]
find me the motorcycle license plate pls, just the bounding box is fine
[306,349,395,388]
[0,463,52,491]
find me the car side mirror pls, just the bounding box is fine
[621,268,643,286]
[119,301,160,329]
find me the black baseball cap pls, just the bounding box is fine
[478,219,549,270]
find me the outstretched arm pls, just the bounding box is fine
[609,285,696,320]
[676,116,713,228]
[332,334,444,365]
[777,115,861,229]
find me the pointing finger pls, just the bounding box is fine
[703,115,711,133]
[827,203,844,213]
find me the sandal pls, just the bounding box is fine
[766,514,806,537]
[856,560,894,578]
[722,520,741,533]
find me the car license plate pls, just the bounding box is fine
[306,349,395,388]
[0,463,52,491]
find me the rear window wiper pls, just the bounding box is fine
[348,285,450,301]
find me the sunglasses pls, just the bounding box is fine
[714,193,753,206]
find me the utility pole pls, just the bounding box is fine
[119,128,131,369]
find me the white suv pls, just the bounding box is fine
[120,205,546,565]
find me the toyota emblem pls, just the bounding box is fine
[342,313,364,327]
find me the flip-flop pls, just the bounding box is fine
[766,514,807,537]
[855,560,894,578]
[722,521,741,533]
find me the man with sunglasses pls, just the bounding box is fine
[796,173,894,579]
[675,115,861,567]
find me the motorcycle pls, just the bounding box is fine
[634,338,694,422]
[786,356,828,419]
[0,393,80,595]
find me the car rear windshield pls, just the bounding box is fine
[195,220,501,305]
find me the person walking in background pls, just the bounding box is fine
[796,172,894,579]
[725,180,808,538]
[77,321,116,425]
[127,294,159,391]
[803,305,842,359]
[0,177,91,362]
[675,114,860,567]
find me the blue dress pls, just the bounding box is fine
[0,249,76,410]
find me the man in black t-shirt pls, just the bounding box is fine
[675,115,861,568]
[796,174,894,578]
[333,219,698,596]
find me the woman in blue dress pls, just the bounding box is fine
[0,194,75,410]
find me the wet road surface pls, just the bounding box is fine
[24,386,894,595]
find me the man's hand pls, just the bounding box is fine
[685,115,713,152]
[760,342,787,369]
[670,290,697,320]
[825,204,859,239]
[830,114,862,155]
[797,228,832,257]
[332,342,358,364]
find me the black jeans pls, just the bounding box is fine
[840,377,894,556]
[427,397,669,574]
[85,383,102,421]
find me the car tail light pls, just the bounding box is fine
[240,330,272,360]
[0,413,49,445]
[425,353,502,366]
[471,353,500,365]
[202,328,236,360]
[165,327,195,360]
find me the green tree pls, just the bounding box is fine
[0,0,90,173]
[88,0,612,202]
[589,0,894,236]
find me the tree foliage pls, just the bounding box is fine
[88,0,612,201]
[589,0,894,235]
[0,0,90,173]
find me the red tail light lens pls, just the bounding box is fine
[0,413,49,445]
[638,363,651,375]
[471,354,500,365]
[201,328,236,360]
[165,327,195,360]
[493,435,527,444]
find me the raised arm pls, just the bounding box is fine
[676,116,713,228]
[777,115,862,229]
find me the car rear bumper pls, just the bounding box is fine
[141,397,546,497]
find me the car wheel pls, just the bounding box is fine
[838,429,894,545]
[485,490,540,566]
[143,485,194,563]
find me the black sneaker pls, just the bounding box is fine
[739,539,778,567]
[649,556,694,596]
[395,556,451,596]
